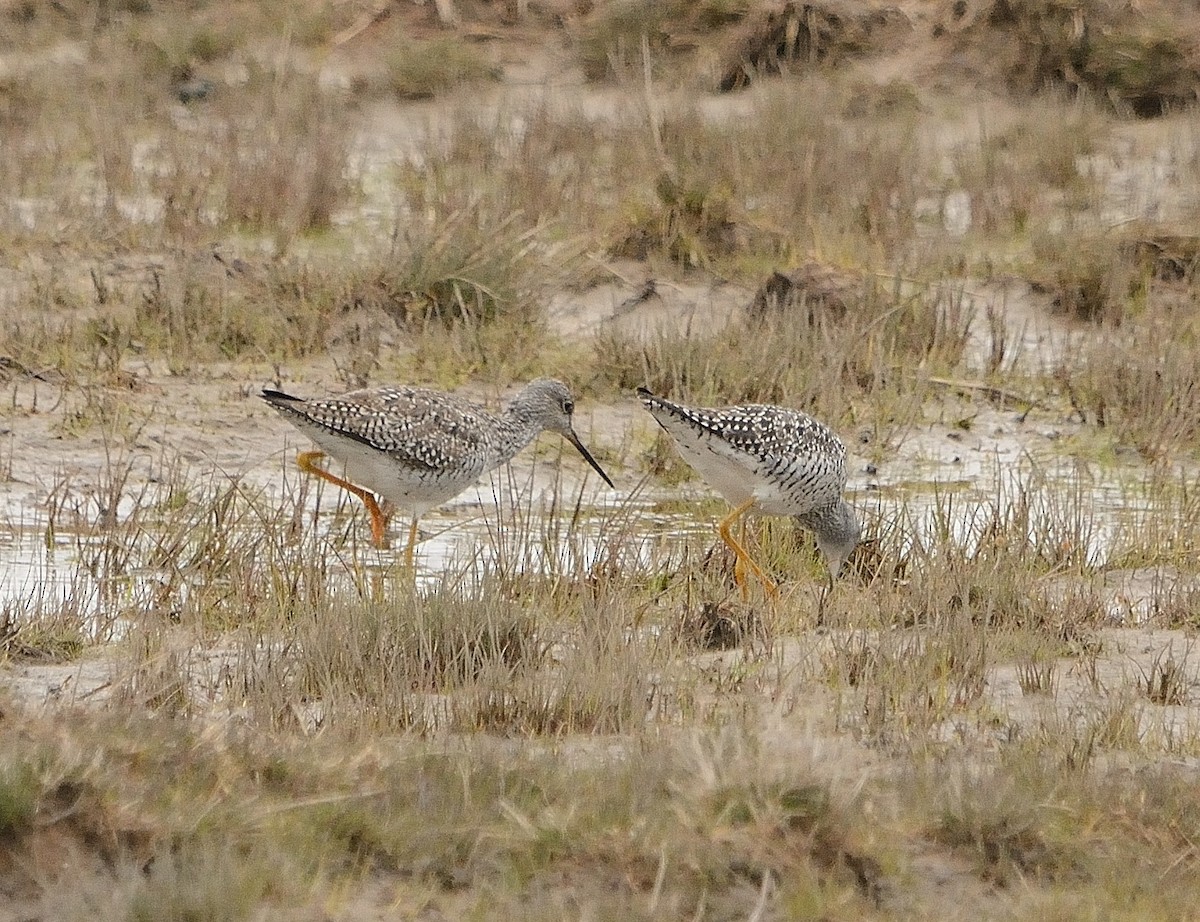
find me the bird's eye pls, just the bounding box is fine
[563,400,575,415]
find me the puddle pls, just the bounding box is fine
[0,549,89,640]
[1,424,1197,725]
[0,431,1192,642]
[0,467,630,633]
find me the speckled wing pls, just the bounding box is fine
[666,402,845,469]
[638,388,847,513]
[266,386,493,474]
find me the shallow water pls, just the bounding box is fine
[0,465,639,632]
[0,439,1188,637]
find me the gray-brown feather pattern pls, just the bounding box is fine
[277,386,495,473]
[639,390,847,508]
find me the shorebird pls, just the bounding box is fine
[637,387,859,595]
[263,379,614,564]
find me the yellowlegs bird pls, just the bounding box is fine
[263,379,614,564]
[637,387,859,594]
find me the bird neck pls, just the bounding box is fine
[493,401,544,465]
[806,499,858,538]
[798,499,860,570]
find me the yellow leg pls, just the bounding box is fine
[734,514,749,593]
[404,517,419,570]
[718,498,778,599]
[297,450,391,548]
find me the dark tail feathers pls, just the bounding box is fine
[261,388,303,407]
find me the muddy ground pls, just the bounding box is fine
[1,0,1197,706]
[2,2,1200,918]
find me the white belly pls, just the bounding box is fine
[666,424,796,513]
[679,437,754,506]
[304,428,483,517]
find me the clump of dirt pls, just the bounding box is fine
[746,261,870,324]
[938,0,1200,117]
[717,1,911,92]
[1117,234,1200,283]
[676,600,767,651]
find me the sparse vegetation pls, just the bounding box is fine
[574,0,735,83]
[954,0,1200,118]
[2,1,1200,918]
[385,36,500,100]
[716,0,908,92]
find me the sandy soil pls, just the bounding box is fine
[0,10,1198,917]
[0,201,1187,720]
[1,0,1197,750]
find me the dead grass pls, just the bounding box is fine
[595,278,971,429]
[5,31,1182,382]
[0,712,902,920]
[1,420,1199,915]
[4,2,1200,916]
[0,25,356,250]
[1054,305,1200,458]
[715,0,908,93]
[953,0,1200,118]
[951,95,1104,237]
[401,79,934,274]
[385,35,501,100]
[574,0,752,84]
[1,684,1199,918]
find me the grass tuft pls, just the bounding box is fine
[574,0,690,83]
[386,36,500,100]
[957,0,1200,117]
[0,764,38,839]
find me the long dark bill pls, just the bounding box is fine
[564,429,615,488]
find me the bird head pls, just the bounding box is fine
[813,499,861,580]
[513,379,614,488]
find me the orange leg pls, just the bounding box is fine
[718,498,778,600]
[404,517,419,570]
[297,451,390,548]
[736,514,749,592]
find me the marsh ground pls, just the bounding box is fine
[2,0,1200,918]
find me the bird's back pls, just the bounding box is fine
[265,386,498,471]
[638,388,847,516]
[262,385,509,513]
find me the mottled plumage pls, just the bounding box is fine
[638,387,859,586]
[264,379,613,555]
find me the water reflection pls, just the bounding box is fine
[0,451,1193,635]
